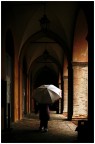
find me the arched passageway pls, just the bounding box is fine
[1,1,94,143]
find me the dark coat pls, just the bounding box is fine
[39,104,50,121]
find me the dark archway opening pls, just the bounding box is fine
[33,66,59,111]
[34,66,58,87]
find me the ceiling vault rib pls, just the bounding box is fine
[30,42,57,43]
[36,62,56,63]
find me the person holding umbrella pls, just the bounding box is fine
[33,84,62,132]
[38,103,50,132]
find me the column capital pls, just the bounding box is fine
[72,62,88,67]
[63,76,68,79]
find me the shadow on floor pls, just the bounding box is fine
[2,128,78,143]
[2,112,78,143]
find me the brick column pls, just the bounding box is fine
[72,62,88,118]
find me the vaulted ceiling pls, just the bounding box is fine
[2,1,85,84]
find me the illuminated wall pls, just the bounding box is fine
[73,10,88,117]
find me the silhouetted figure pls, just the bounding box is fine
[35,103,50,132]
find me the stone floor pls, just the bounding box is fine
[1,111,78,143]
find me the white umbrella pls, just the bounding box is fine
[33,84,62,104]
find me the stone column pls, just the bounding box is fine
[26,76,30,113]
[14,53,19,121]
[26,77,29,113]
[58,73,63,114]
[63,76,68,115]
[30,85,34,113]
[72,62,88,118]
[61,74,63,114]
[26,75,30,113]
[28,76,30,113]
[87,4,94,141]
[1,41,6,129]
[19,65,23,120]
[1,80,7,129]
[68,63,73,120]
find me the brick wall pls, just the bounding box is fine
[72,10,88,118]
[73,65,88,117]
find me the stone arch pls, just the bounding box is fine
[19,29,70,64]
[28,48,64,112]
[18,29,71,116]
[28,50,62,75]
